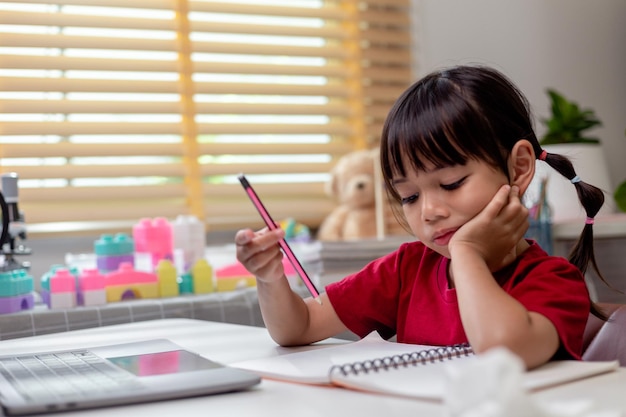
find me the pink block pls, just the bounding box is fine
[50,269,76,293]
[106,262,158,286]
[79,268,106,291]
[216,258,296,278]
[133,217,173,254]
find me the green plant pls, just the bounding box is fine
[613,129,626,213]
[615,180,626,213]
[539,89,602,145]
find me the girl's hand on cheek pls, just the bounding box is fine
[235,227,286,283]
[449,184,529,270]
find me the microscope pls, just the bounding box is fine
[0,173,31,272]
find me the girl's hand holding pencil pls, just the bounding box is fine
[236,174,322,304]
[235,227,287,285]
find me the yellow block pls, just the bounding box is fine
[191,259,214,294]
[216,276,257,292]
[156,259,180,298]
[106,283,159,302]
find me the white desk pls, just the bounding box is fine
[0,319,624,417]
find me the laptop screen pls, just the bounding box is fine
[107,349,224,376]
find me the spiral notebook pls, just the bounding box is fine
[232,332,618,400]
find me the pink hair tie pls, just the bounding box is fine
[585,217,595,225]
[538,150,547,161]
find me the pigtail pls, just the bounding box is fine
[538,149,618,320]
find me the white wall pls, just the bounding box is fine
[412,0,626,193]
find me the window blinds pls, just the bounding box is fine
[0,0,412,237]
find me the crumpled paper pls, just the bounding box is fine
[443,347,621,417]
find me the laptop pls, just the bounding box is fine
[0,339,261,415]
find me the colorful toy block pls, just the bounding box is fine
[133,217,173,271]
[0,269,34,314]
[178,273,193,294]
[40,265,79,308]
[215,263,257,292]
[191,259,214,294]
[279,217,311,242]
[48,268,77,309]
[94,233,134,273]
[39,254,219,310]
[105,262,159,302]
[78,268,106,306]
[155,259,179,298]
[172,215,206,274]
[214,256,304,292]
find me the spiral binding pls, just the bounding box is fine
[329,343,473,377]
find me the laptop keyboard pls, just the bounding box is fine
[0,350,143,403]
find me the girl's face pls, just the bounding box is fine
[391,157,509,259]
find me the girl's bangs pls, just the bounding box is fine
[384,105,472,178]
[381,69,509,193]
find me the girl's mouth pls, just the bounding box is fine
[433,230,456,246]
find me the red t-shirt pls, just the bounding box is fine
[325,241,590,360]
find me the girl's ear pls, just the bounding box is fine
[508,140,535,194]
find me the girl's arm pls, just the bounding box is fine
[449,185,560,369]
[235,228,348,346]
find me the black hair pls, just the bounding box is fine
[380,64,609,320]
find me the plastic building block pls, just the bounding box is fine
[133,217,173,270]
[279,217,311,242]
[216,276,256,292]
[0,269,33,297]
[39,264,61,306]
[39,265,79,307]
[78,268,105,291]
[49,268,77,309]
[178,273,193,294]
[49,269,76,293]
[94,233,135,273]
[94,233,134,256]
[0,293,34,314]
[78,268,106,306]
[96,253,135,273]
[49,292,76,309]
[191,259,214,294]
[172,215,206,274]
[40,265,80,291]
[0,269,34,314]
[105,262,158,302]
[214,256,302,292]
[215,263,256,292]
[155,259,179,298]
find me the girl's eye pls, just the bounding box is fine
[441,176,468,191]
[400,192,419,205]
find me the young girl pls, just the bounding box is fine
[234,65,607,370]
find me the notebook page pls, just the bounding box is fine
[330,356,469,400]
[329,356,619,400]
[232,333,439,385]
[522,360,619,391]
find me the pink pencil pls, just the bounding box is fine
[238,174,322,304]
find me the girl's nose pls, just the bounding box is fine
[421,193,447,222]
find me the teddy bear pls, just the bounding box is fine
[316,148,408,241]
